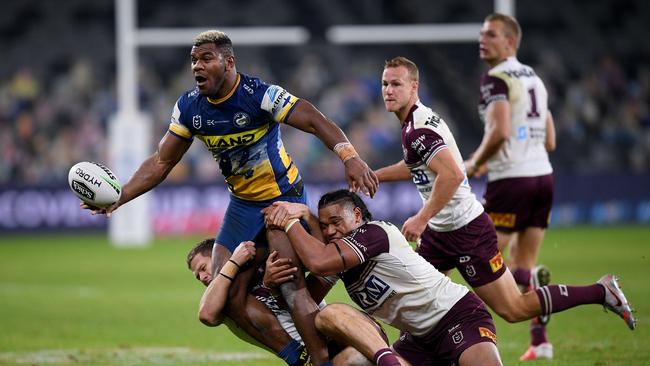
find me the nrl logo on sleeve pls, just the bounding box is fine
[233,112,251,128]
[192,115,202,129]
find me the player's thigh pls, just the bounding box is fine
[267,228,302,264]
[473,270,534,322]
[458,342,502,366]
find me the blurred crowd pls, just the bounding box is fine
[1,0,649,186]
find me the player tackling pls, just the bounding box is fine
[82,30,379,366]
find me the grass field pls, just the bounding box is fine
[1,226,648,365]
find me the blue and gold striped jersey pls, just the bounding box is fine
[168,73,301,201]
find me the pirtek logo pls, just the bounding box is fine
[489,252,504,273]
[75,168,102,187]
[71,180,95,200]
[205,133,255,148]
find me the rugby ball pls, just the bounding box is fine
[68,162,121,208]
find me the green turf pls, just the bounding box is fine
[0,226,648,365]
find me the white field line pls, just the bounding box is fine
[0,347,272,365]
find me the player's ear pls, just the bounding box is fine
[225,55,235,70]
[353,207,363,223]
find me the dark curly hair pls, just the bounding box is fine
[317,189,373,222]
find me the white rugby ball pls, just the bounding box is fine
[68,162,121,208]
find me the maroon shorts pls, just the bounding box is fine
[393,292,497,366]
[417,212,506,287]
[484,174,554,232]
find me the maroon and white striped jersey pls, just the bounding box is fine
[402,101,484,231]
[338,220,469,337]
[479,57,553,181]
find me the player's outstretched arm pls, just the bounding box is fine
[198,241,256,327]
[264,206,361,276]
[374,160,411,182]
[83,132,192,215]
[285,100,379,197]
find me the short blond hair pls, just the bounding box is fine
[384,56,419,82]
[485,13,522,49]
[193,30,234,57]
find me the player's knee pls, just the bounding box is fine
[314,304,350,333]
[494,306,528,323]
[314,304,342,333]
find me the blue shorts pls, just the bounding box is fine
[216,181,308,253]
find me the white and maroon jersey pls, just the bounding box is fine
[402,101,484,231]
[338,220,469,337]
[479,57,553,182]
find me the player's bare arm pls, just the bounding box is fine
[263,206,360,276]
[465,99,511,177]
[261,201,324,241]
[374,160,412,182]
[198,241,256,326]
[82,132,192,215]
[285,100,379,197]
[401,149,465,242]
[545,111,556,152]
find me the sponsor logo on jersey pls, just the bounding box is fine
[488,212,516,228]
[503,67,535,78]
[233,112,251,128]
[410,169,429,185]
[424,114,441,128]
[517,125,528,140]
[205,133,255,148]
[193,115,202,129]
[489,252,504,273]
[71,180,95,200]
[206,119,230,126]
[243,83,255,95]
[479,327,497,343]
[198,124,268,151]
[350,274,391,309]
[459,255,471,263]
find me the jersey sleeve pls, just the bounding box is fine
[260,84,301,123]
[404,127,447,165]
[479,74,509,106]
[340,223,390,264]
[167,97,193,141]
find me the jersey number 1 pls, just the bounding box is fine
[527,88,540,118]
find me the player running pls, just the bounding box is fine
[373,56,636,348]
[463,14,557,360]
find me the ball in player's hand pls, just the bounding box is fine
[68,162,121,208]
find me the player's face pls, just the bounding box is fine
[479,20,514,66]
[189,253,213,287]
[382,66,417,113]
[318,203,364,241]
[190,43,232,97]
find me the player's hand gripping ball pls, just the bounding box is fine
[68,162,121,208]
